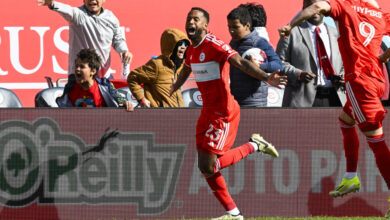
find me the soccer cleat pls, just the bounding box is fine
[329,176,360,197]
[385,196,390,219]
[211,213,244,220]
[250,134,279,158]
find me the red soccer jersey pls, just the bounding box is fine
[325,0,390,81]
[184,34,239,117]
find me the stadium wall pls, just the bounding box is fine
[0,108,388,219]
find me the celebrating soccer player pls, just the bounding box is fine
[170,7,287,220]
[279,0,390,217]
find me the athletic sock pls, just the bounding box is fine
[205,172,237,211]
[226,207,240,216]
[249,142,258,151]
[366,134,390,189]
[344,172,357,179]
[214,143,254,173]
[339,119,359,172]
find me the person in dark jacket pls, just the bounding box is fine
[56,49,134,111]
[228,7,283,107]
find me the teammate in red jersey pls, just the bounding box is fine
[170,7,287,220]
[279,0,390,217]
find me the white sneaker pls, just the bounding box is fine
[250,133,279,158]
[211,213,244,220]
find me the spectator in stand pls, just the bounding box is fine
[37,0,133,79]
[56,49,134,111]
[276,0,346,107]
[238,2,269,42]
[127,29,190,107]
[228,7,283,107]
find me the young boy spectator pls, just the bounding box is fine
[56,49,134,111]
[228,7,283,107]
[239,3,269,42]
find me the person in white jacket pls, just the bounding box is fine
[37,0,133,79]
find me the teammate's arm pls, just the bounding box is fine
[279,1,331,38]
[37,0,54,8]
[229,54,287,89]
[169,65,192,96]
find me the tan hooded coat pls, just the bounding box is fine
[127,29,189,107]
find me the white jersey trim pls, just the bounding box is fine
[346,82,366,123]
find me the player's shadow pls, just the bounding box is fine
[308,177,383,217]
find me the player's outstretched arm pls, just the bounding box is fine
[279,1,331,38]
[37,0,54,7]
[229,54,287,89]
[169,65,192,96]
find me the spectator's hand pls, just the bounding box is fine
[330,72,345,90]
[279,24,292,38]
[37,0,54,7]
[300,71,316,83]
[380,48,390,63]
[120,51,133,65]
[119,101,134,112]
[249,55,259,66]
[267,70,288,89]
[139,98,151,108]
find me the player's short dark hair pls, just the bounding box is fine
[239,3,267,28]
[227,7,252,28]
[190,7,210,24]
[76,49,101,74]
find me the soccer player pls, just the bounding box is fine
[170,7,287,220]
[279,0,390,216]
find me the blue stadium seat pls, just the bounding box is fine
[0,88,23,108]
[35,87,64,107]
[182,88,202,107]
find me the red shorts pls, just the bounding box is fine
[343,72,386,129]
[196,110,240,155]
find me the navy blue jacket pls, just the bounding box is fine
[230,31,283,107]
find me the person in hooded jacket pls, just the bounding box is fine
[127,28,190,107]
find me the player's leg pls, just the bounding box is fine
[349,74,390,189]
[198,151,243,220]
[213,112,279,173]
[196,115,243,220]
[329,108,361,197]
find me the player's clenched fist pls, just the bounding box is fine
[37,0,54,7]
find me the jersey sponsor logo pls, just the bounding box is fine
[351,5,382,18]
[191,61,221,82]
[199,52,205,62]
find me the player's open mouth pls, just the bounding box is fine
[88,3,98,8]
[187,27,196,35]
